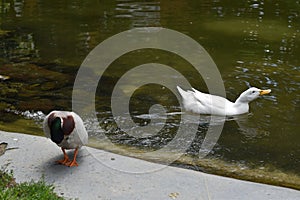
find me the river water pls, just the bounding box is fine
[0,0,299,189]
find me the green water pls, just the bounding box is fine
[0,0,300,189]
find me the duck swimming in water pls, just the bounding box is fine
[177,86,271,116]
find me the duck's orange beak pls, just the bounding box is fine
[259,89,271,96]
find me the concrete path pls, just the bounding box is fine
[0,130,299,200]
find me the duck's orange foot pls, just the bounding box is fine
[63,148,79,167]
[65,160,79,167]
[55,148,79,167]
[56,157,70,165]
[56,148,70,165]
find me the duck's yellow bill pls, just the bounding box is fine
[259,89,271,95]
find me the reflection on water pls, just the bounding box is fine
[0,32,39,61]
[0,0,300,189]
[115,0,161,27]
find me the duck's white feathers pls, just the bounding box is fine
[177,86,270,116]
[177,86,228,115]
[43,111,88,149]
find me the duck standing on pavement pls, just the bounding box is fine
[43,111,88,167]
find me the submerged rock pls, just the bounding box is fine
[0,63,72,85]
[0,62,74,112]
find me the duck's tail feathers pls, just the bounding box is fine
[177,86,187,97]
[191,88,199,93]
[177,86,194,100]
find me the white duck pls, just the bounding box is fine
[177,86,271,116]
[43,111,88,167]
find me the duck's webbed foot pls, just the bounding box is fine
[65,148,79,167]
[56,148,71,165]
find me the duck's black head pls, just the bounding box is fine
[50,117,64,144]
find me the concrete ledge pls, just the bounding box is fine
[0,131,299,200]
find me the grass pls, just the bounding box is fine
[0,168,64,200]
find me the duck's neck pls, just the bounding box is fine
[234,97,249,113]
[234,94,249,104]
[232,98,249,114]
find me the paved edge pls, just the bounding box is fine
[0,130,299,200]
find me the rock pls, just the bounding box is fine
[0,142,8,156]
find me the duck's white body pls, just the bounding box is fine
[43,111,88,148]
[177,86,271,116]
[43,110,88,167]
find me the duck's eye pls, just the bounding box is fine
[251,91,256,94]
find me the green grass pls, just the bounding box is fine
[0,169,64,200]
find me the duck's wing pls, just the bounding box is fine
[177,86,205,113]
[71,112,89,146]
[191,88,232,115]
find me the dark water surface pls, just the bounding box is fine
[0,0,300,189]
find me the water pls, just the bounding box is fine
[0,0,300,189]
